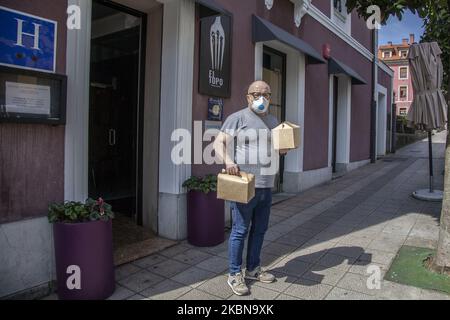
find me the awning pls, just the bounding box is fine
[252,15,326,64]
[196,0,230,17]
[328,57,367,85]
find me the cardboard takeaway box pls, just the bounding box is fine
[217,171,255,204]
[272,121,301,151]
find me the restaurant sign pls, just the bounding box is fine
[199,14,232,98]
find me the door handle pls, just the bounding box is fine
[108,129,116,146]
[109,129,113,146]
[91,169,97,189]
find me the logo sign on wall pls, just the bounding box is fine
[199,14,231,98]
[0,6,57,73]
[208,97,224,121]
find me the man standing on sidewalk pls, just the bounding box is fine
[214,81,289,296]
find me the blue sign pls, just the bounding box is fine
[0,6,57,73]
[208,97,224,121]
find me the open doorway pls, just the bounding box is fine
[89,0,144,219]
[377,90,387,157]
[331,75,351,174]
[332,76,339,173]
[263,46,286,193]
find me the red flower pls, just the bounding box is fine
[97,198,105,215]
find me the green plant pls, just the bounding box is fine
[183,175,217,194]
[48,198,114,224]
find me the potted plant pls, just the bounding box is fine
[183,175,225,247]
[48,198,115,300]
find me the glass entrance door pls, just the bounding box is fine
[88,0,145,224]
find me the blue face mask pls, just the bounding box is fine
[251,97,270,114]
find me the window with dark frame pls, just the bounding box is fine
[334,0,343,13]
[399,86,408,100]
[399,67,408,79]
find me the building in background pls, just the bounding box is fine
[379,34,415,116]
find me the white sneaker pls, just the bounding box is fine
[227,273,250,296]
[245,267,276,283]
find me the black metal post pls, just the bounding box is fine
[370,99,377,163]
[428,130,434,193]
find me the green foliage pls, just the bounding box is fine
[183,175,217,194]
[48,198,114,224]
[397,114,408,126]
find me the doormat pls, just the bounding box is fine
[385,246,450,295]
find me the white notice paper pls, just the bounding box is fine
[5,82,51,115]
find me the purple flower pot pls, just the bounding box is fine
[53,219,115,300]
[187,191,225,247]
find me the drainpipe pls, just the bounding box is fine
[391,76,396,154]
[370,28,378,163]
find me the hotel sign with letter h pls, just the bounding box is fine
[0,6,57,73]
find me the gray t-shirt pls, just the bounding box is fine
[220,108,280,188]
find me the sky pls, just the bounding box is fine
[379,11,425,46]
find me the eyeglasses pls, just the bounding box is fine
[249,92,271,99]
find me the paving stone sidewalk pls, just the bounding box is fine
[48,131,450,300]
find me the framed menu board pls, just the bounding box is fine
[0,65,67,124]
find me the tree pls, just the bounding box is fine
[346,0,450,271]
[421,1,450,271]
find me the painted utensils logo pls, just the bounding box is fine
[209,16,225,88]
[210,16,225,71]
[199,14,231,97]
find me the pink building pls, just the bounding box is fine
[379,34,415,116]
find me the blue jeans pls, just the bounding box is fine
[229,188,272,275]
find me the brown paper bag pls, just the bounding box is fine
[217,171,255,204]
[272,121,300,150]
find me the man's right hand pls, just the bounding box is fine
[226,164,240,176]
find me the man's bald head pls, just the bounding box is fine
[248,81,271,95]
[246,81,272,115]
